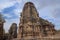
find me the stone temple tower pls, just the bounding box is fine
[18,2,43,39]
[0,13,5,40]
[9,23,17,38]
[18,2,55,39]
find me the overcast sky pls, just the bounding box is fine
[0,0,60,32]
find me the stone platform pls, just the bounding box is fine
[12,37,60,40]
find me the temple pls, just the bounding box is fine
[17,2,55,39]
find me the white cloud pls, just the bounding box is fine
[0,0,16,11]
[3,14,12,18]
[13,8,22,17]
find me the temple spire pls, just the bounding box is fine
[20,2,39,24]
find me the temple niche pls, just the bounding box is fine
[17,2,56,39]
[0,13,5,40]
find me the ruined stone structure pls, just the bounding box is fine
[9,23,17,39]
[18,2,55,39]
[0,13,5,40]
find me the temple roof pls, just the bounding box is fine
[39,17,54,26]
